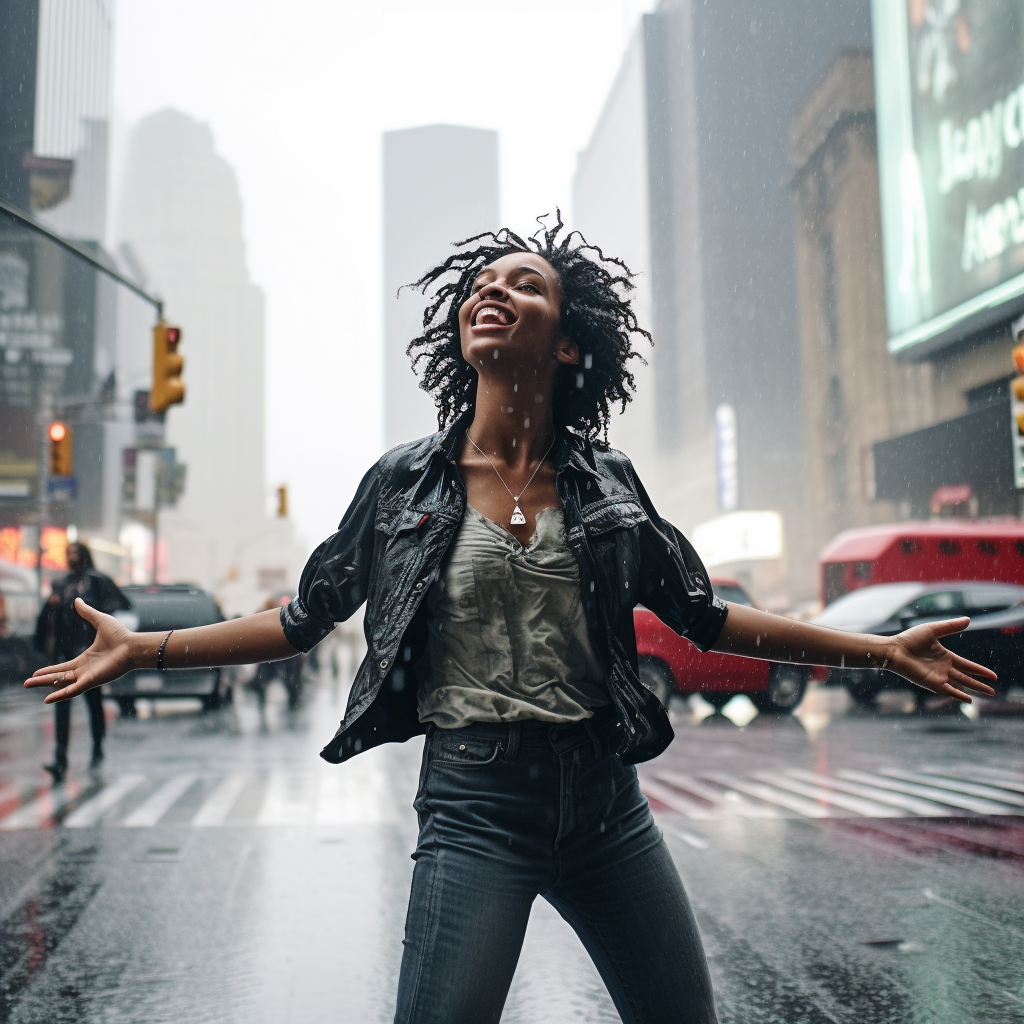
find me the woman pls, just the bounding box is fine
[27,217,996,1024]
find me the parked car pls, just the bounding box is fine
[106,584,229,715]
[633,578,809,714]
[811,580,1024,707]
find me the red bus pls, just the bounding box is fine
[819,520,1024,605]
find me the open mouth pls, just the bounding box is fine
[472,304,516,327]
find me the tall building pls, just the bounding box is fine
[791,51,937,561]
[383,125,499,448]
[574,0,872,607]
[0,0,121,595]
[116,109,300,612]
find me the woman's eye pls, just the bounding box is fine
[518,283,539,293]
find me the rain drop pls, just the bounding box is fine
[524,417,530,428]
[576,372,585,388]
[584,353,593,369]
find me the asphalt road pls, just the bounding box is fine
[1,647,1023,1024]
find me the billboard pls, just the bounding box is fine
[874,0,1024,355]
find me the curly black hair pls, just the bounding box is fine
[405,212,650,444]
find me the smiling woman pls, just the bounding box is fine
[26,214,997,1024]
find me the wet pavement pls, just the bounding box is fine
[1,647,1023,1024]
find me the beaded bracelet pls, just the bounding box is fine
[156,630,174,671]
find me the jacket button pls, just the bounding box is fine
[379,657,390,670]
[413,580,425,592]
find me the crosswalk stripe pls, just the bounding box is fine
[256,772,317,826]
[192,774,248,827]
[640,778,717,819]
[882,769,1024,809]
[314,767,394,825]
[701,771,844,818]
[752,771,902,818]
[925,765,1024,795]
[0,780,83,830]
[785,770,959,817]
[63,775,146,828]
[838,770,1017,816]
[652,770,781,818]
[122,775,199,828]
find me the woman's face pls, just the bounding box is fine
[459,252,578,376]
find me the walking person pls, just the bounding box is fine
[27,217,996,1022]
[34,541,130,782]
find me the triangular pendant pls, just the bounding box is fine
[510,504,527,526]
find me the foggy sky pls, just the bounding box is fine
[112,0,657,546]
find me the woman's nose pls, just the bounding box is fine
[480,280,509,300]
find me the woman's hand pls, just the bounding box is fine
[888,616,997,703]
[25,599,137,703]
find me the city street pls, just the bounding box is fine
[0,651,1022,1024]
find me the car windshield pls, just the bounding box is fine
[712,583,754,607]
[123,589,223,630]
[814,583,924,628]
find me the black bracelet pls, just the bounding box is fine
[156,630,174,671]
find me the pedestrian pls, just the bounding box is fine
[27,216,996,1023]
[34,541,129,782]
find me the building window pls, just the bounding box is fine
[820,232,839,349]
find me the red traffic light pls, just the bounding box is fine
[48,422,67,443]
[166,327,180,343]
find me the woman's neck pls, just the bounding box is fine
[467,376,555,467]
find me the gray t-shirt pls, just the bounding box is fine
[418,504,610,729]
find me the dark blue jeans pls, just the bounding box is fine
[394,711,718,1024]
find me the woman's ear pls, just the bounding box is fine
[554,336,579,366]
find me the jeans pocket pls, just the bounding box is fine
[430,733,502,768]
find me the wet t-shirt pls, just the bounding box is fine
[418,504,610,729]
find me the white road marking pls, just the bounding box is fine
[122,775,199,827]
[652,770,781,818]
[663,822,710,849]
[640,777,717,819]
[753,771,902,818]
[922,765,1024,795]
[882,768,1024,808]
[0,780,82,830]
[786,770,958,817]
[63,775,146,828]
[192,774,248,827]
[256,772,317,826]
[838,770,1016,815]
[701,771,845,818]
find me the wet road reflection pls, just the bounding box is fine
[0,657,1022,1022]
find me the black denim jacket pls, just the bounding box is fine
[282,416,728,765]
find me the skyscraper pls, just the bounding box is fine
[116,109,297,610]
[383,125,499,448]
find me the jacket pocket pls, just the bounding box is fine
[579,496,648,536]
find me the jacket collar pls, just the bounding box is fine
[410,408,600,481]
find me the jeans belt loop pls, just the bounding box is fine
[503,721,521,762]
[583,716,601,759]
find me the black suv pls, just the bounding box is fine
[107,584,229,715]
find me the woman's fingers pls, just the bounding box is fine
[947,667,995,696]
[25,659,82,687]
[73,598,104,626]
[928,616,971,639]
[949,652,998,682]
[43,673,96,703]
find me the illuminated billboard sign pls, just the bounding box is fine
[873,0,1024,355]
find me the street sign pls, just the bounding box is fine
[47,475,77,501]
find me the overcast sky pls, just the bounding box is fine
[112,0,657,545]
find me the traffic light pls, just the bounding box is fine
[276,485,288,518]
[1011,336,1024,489]
[48,421,72,476]
[150,321,185,413]
[1013,342,1024,435]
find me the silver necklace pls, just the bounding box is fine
[465,432,555,526]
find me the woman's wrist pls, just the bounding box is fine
[128,631,163,671]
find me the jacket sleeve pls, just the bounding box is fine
[629,462,729,653]
[94,575,131,614]
[280,460,382,653]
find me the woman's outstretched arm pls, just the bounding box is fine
[25,599,298,704]
[713,603,997,704]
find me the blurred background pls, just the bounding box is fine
[4,0,1024,620]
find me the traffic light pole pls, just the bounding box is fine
[0,195,164,319]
